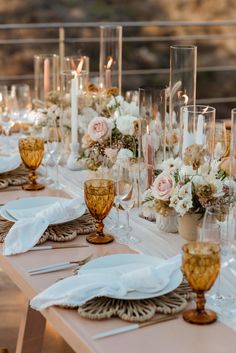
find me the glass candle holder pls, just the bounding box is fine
[139,87,167,188]
[63,56,90,89]
[169,45,197,158]
[99,25,122,94]
[230,108,236,179]
[180,105,216,159]
[34,54,60,104]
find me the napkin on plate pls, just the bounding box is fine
[0,153,20,173]
[30,254,181,310]
[3,198,84,256]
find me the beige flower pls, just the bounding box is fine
[196,183,217,203]
[183,144,206,170]
[81,133,94,148]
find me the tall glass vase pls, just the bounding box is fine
[169,45,197,157]
[34,54,60,106]
[138,87,167,190]
[99,25,122,94]
[230,108,236,180]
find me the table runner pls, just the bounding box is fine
[43,164,236,332]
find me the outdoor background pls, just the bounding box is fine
[0,0,236,118]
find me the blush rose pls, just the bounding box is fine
[152,172,175,201]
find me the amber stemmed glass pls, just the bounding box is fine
[19,137,45,191]
[182,242,220,325]
[84,179,115,244]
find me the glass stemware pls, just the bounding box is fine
[47,125,65,190]
[200,206,235,308]
[182,242,220,325]
[0,86,16,137]
[118,160,139,244]
[18,137,45,191]
[10,84,32,123]
[84,179,115,244]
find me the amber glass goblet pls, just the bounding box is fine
[182,242,220,325]
[19,137,45,191]
[84,179,115,244]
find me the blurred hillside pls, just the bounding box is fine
[0,0,236,117]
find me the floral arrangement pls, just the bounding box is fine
[81,94,140,170]
[30,86,140,170]
[142,144,236,218]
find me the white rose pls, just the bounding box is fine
[116,115,138,135]
[117,148,133,160]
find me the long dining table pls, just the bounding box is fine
[1,166,236,353]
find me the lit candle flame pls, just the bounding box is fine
[202,106,209,114]
[106,56,113,69]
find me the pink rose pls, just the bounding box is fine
[152,172,175,201]
[88,117,110,142]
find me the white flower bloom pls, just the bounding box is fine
[116,115,138,135]
[198,163,210,176]
[175,198,193,216]
[224,178,236,194]
[117,148,133,160]
[47,104,62,120]
[180,165,196,177]
[61,107,71,129]
[160,157,183,173]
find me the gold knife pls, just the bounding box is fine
[32,244,89,251]
[92,315,178,340]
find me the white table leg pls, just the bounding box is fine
[16,300,46,353]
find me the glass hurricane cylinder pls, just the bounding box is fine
[230,108,236,179]
[180,105,216,159]
[63,56,90,89]
[169,45,197,157]
[34,54,60,105]
[99,25,122,94]
[138,87,167,189]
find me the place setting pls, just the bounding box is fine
[0,195,95,254]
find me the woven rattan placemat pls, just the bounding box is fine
[59,280,194,322]
[0,165,28,190]
[0,213,96,244]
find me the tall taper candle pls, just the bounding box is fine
[71,76,78,144]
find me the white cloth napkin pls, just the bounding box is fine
[0,153,20,173]
[3,198,84,256]
[30,254,181,310]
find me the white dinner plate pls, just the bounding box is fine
[80,253,183,300]
[0,196,86,225]
[0,154,21,174]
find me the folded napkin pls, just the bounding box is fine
[0,153,20,173]
[3,198,84,256]
[30,254,181,310]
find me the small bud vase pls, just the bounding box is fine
[178,213,203,241]
[156,210,178,233]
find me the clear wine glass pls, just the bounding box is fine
[47,124,65,190]
[118,160,139,244]
[0,86,16,137]
[199,206,234,308]
[10,84,32,123]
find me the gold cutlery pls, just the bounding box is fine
[92,314,179,340]
[32,244,89,251]
[28,254,92,275]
